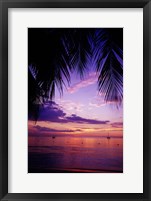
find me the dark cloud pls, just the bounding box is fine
[111,122,123,128]
[66,114,109,124]
[29,101,109,125]
[38,101,66,122]
[34,125,81,133]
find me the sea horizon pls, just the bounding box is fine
[28,135,123,173]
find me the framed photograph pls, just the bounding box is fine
[0,0,151,200]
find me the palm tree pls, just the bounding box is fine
[28,28,123,120]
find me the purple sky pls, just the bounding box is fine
[29,70,123,137]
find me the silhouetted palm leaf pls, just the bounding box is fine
[28,29,71,99]
[97,51,123,103]
[28,66,44,121]
[92,28,123,103]
[28,28,123,119]
[67,29,92,77]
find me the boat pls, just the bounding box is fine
[107,133,110,139]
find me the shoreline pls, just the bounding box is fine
[28,167,123,173]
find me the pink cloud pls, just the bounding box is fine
[57,99,84,113]
[67,72,97,93]
[89,94,122,108]
[89,96,107,108]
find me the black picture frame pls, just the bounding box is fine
[0,0,151,200]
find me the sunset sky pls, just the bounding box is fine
[28,28,123,174]
[28,68,123,138]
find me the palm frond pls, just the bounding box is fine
[28,67,44,121]
[28,28,71,100]
[67,29,92,78]
[28,28,123,120]
[92,28,123,103]
[97,51,123,103]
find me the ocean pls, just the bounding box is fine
[28,135,123,173]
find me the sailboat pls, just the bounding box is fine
[107,132,110,139]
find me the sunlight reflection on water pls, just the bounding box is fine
[28,136,123,173]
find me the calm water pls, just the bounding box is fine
[28,136,123,173]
